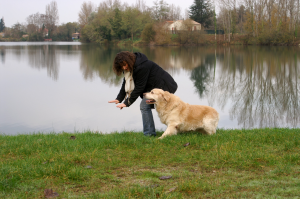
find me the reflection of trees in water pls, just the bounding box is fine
[140,47,181,75]
[190,53,216,98]
[80,45,124,86]
[138,46,209,75]
[79,45,300,128]
[0,47,5,64]
[206,46,300,128]
[27,45,59,80]
[79,45,219,86]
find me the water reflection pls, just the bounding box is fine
[27,45,60,80]
[205,46,300,128]
[79,45,124,86]
[78,45,208,84]
[79,45,300,128]
[1,43,299,132]
[190,53,216,98]
[0,47,5,64]
[138,47,203,71]
[0,44,81,80]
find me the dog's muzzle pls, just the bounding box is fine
[146,99,156,104]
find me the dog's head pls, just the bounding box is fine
[144,89,171,105]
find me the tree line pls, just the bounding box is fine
[0,1,79,41]
[1,0,299,45]
[78,0,182,43]
[218,0,300,44]
[78,0,300,45]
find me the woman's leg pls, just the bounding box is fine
[140,97,156,136]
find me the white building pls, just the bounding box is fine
[168,19,201,33]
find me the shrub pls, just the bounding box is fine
[153,22,171,45]
[141,23,156,43]
[257,30,294,45]
[28,32,44,41]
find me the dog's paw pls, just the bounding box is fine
[158,136,163,139]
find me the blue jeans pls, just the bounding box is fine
[140,97,156,136]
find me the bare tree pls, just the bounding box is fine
[240,0,300,40]
[218,0,237,41]
[152,0,170,21]
[78,1,96,27]
[296,0,299,35]
[287,0,296,32]
[45,1,59,37]
[135,0,147,12]
[266,0,274,32]
[28,13,44,29]
[26,13,43,33]
[98,0,122,11]
[184,8,189,20]
[175,6,182,20]
[168,4,182,21]
[297,0,300,37]
[112,0,122,9]
[218,7,230,40]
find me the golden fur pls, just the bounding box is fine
[144,89,219,139]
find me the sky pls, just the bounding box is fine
[0,0,196,28]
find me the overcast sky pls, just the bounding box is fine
[0,0,198,28]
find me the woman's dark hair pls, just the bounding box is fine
[113,51,136,76]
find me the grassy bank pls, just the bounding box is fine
[1,128,300,198]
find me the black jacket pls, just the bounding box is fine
[116,52,177,107]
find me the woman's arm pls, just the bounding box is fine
[116,78,126,103]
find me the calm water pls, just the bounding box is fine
[0,42,300,135]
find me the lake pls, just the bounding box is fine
[0,42,300,135]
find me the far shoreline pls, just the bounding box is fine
[2,34,300,46]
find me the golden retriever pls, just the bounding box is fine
[144,89,219,139]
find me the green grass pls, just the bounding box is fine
[1,128,300,198]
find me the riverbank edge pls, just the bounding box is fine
[1,127,300,137]
[2,35,300,46]
[117,34,300,46]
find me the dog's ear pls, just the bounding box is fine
[162,91,171,102]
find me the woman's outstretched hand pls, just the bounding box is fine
[116,103,126,110]
[108,100,120,104]
[108,100,126,110]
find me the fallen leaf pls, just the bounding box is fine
[70,136,76,140]
[183,142,190,147]
[44,189,59,198]
[168,187,177,192]
[159,176,172,180]
[150,184,159,188]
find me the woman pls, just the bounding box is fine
[108,51,177,136]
